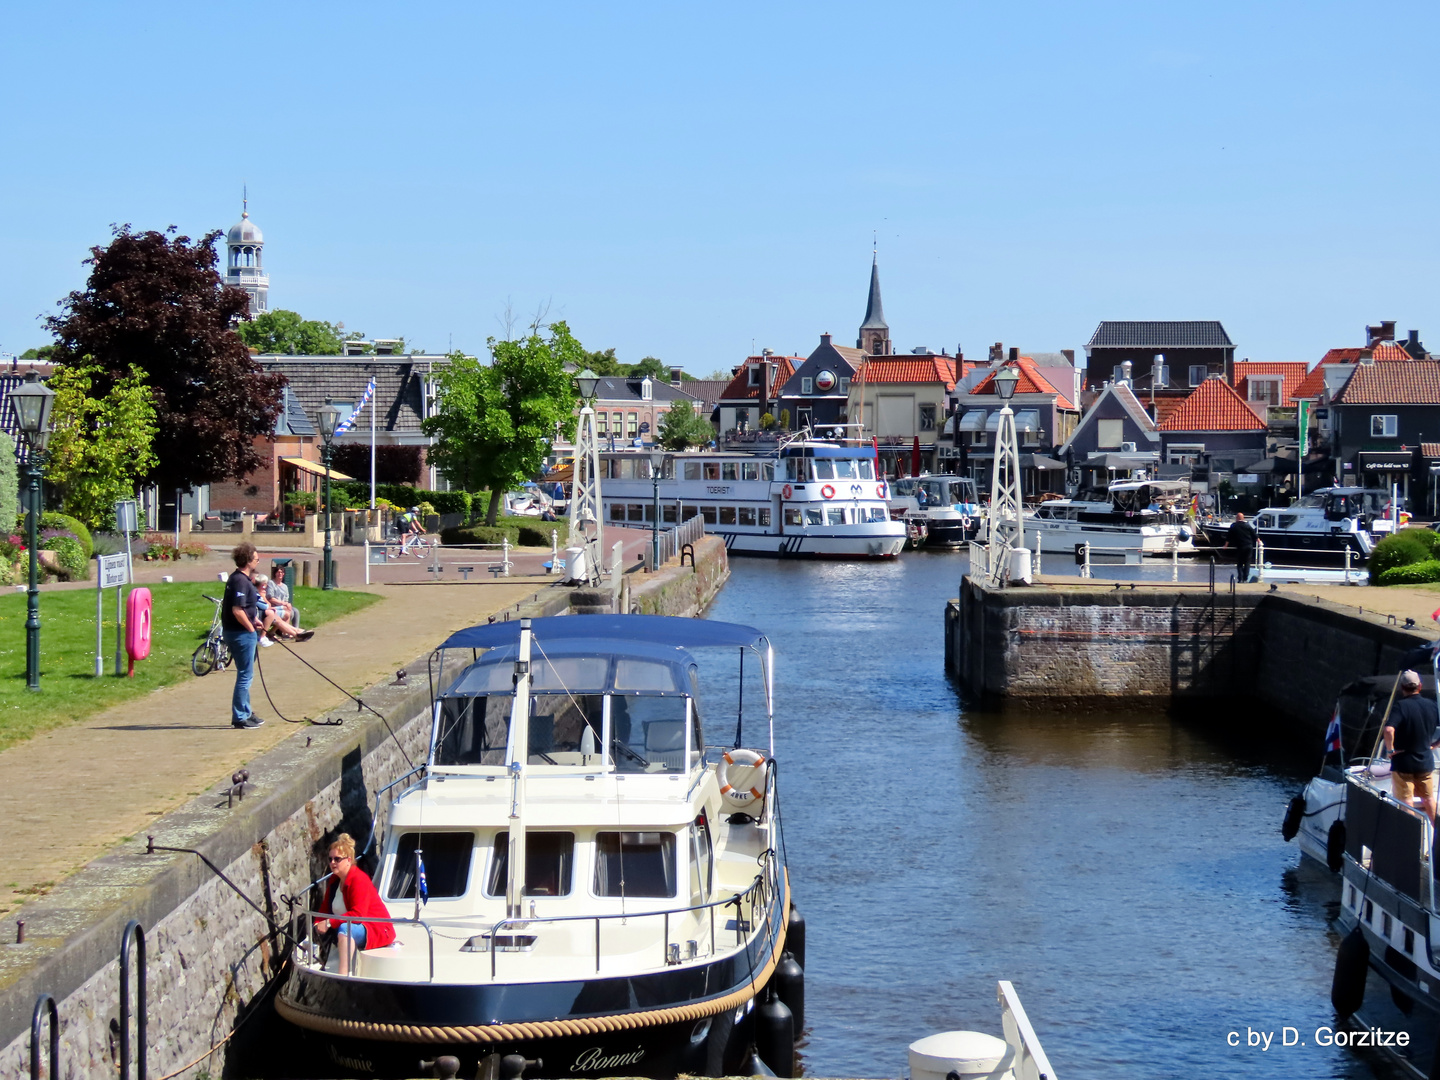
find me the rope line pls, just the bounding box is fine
[276,880,789,1045]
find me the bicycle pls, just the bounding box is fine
[383,530,433,560]
[191,594,232,677]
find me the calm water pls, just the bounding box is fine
[704,554,1398,1080]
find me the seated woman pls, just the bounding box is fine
[317,833,394,975]
[253,574,313,642]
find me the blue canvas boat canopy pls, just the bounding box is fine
[438,614,768,653]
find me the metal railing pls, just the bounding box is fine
[1249,541,1363,585]
[997,980,1058,1080]
[643,514,706,571]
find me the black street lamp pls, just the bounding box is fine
[647,448,666,569]
[316,400,340,590]
[11,371,55,691]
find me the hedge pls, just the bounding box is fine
[40,512,93,559]
[334,483,473,519]
[1368,531,1432,581]
[440,518,559,549]
[1377,559,1440,586]
[42,534,88,580]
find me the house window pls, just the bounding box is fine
[1168,443,1205,466]
[612,412,623,434]
[919,405,936,431]
[596,413,608,435]
[970,431,987,447]
[1248,378,1281,405]
[1188,365,1208,387]
[839,377,850,393]
[627,413,638,437]
[1097,418,1125,449]
[1372,414,1398,438]
[801,377,814,395]
[641,377,653,401]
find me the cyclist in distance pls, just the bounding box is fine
[399,506,425,553]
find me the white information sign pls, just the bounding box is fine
[99,553,130,589]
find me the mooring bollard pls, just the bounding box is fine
[502,536,513,576]
[30,993,58,1080]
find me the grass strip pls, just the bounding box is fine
[0,582,378,752]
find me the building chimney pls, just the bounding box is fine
[670,367,683,387]
[1410,329,1420,346]
[820,333,832,346]
[1061,349,1075,364]
[1008,347,1019,363]
[989,342,1004,362]
[1121,360,1132,385]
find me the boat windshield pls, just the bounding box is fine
[809,458,875,481]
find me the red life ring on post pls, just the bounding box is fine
[821,485,836,500]
[782,484,793,500]
[877,483,888,499]
[125,587,153,676]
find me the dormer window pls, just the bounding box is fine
[641,376,653,401]
[748,366,760,387]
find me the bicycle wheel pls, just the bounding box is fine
[215,638,231,672]
[413,538,430,560]
[191,640,219,677]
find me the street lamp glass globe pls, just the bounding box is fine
[316,400,341,440]
[993,366,1020,401]
[647,448,666,477]
[575,369,600,401]
[10,370,54,440]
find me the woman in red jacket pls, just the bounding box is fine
[319,833,395,975]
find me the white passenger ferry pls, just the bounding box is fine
[599,439,905,559]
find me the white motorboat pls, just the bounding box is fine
[276,615,801,1078]
[886,475,982,549]
[1198,487,1403,566]
[1024,480,1193,557]
[598,437,905,559]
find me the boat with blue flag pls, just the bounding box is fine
[275,615,800,1079]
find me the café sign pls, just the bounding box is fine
[1358,452,1411,472]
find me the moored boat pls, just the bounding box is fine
[1024,480,1192,557]
[276,615,800,1078]
[885,475,982,548]
[1197,487,1401,566]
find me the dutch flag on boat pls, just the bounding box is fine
[1324,708,1343,755]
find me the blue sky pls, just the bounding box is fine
[1,2,1435,372]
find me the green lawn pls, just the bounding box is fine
[0,582,379,752]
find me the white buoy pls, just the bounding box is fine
[909,1030,1015,1080]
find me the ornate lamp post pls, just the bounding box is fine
[316,400,340,590]
[11,371,55,691]
[986,364,1023,584]
[647,447,666,570]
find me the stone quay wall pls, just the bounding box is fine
[948,578,1432,733]
[624,535,730,618]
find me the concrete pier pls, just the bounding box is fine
[948,575,1433,732]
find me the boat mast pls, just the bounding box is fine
[505,618,534,921]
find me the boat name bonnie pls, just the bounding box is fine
[571,1046,648,1072]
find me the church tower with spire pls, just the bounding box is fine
[224,193,268,314]
[857,252,890,355]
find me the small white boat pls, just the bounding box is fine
[1025,480,1192,557]
[1199,487,1400,566]
[886,475,982,548]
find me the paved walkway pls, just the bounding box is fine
[0,528,654,918]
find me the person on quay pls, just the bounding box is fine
[317,833,394,976]
[253,573,312,644]
[1384,669,1440,822]
[267,563,298,628]
[1227,512,1257,582]
[222,543,264,729]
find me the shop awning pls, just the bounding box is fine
[280,456,354,481]
[957,410,987,431]
[1014,409,1041,433]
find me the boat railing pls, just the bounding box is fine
[292,860,782,984]
[1249,541,1362,583]
[997,980,1057,1080]
[642,514,706,571]
[1341,771,1435,910]
[362,763,428,858]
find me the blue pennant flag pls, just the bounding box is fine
[416,848,429,905]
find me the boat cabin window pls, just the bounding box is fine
[703,462,721,481]
[827,507,844,526]
[595,832,677,898]
[435,695,511,765]
[527,694,604,764]
[813,460,834,480]
[683,461,702,480]
[388,831,474,900]
[486,832,575,897]
[784,507,802,526]
[805,507,823,525]
[610,694,690,773]
[689,816,713,904]
[722,462,739,480]
[868,507,888,522]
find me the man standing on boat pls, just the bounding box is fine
[1383,670,1439,822]
[1227,512,1256,582]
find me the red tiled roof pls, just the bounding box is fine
[718,356,800,402]
[1320,343,1412,365]
[1151,396,1186,426]
[1334,360,1440,405]
[855,356,958,390]
[970,357,1076,410]
[1293,365,1329,400]
[1231,360,1310,406]
[1423,443,1440,459]
[1158,377,1267,432]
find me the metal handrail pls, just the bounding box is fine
[30,994,57,1080]
[645,514,706,571]
[363,764,428,856]
[119,920,146,1080]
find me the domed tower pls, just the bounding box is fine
[224,196,268,314]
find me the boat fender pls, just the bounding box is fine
[718,749,768,808]
[1331,926,1369,1018]
[820,485,835,500]
[782,484,793,500]
[774,951,805,1035]
[756,990,795,1077]
[125,587,153,676]
[877,482,888,499]
[786,903,806,970]
[1281,794,1305,841]
[1327,820,1347,873]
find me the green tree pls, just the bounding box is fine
[581,347,624,376]
[658,400,715,450]
[0,430,17,531]
[44,361,158,529]
[236,309,345,355]
[424,322,582,525]
[19,346,55,361]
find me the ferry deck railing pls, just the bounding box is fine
[998,980,1058,1080]
[642,514,706,571]
[293,856,780,984]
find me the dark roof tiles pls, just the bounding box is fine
[1087,321,1234,349]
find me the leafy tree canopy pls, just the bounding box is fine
[45,225,285,493]
[658,399,715,450]
[45,361,159,529]
[237,309,345,355]
[579,347,691,381]
[19,346,55,361]
[425,323,582,525]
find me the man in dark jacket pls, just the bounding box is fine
[223,542,264,729]
[1384,669,1440,821]
[1227,512,1257,582]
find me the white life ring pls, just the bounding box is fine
[877,482,888,499]
[821,484,836,500]
[782,484,793,500]
[717,748,768,808]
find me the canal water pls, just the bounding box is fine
[704,554,1395,1079]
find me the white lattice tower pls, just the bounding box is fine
[986,404,1023,584]
[567,408,605,585]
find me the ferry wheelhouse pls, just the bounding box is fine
[599,440,905,559]
[276,615,797,1079]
